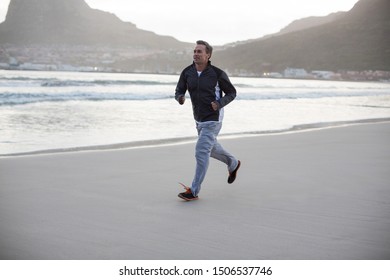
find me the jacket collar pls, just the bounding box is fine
[192,60,212,71]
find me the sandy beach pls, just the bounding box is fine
[0,122,389,260]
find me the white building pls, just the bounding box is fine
[283,68,309,78]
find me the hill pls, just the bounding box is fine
[223,11,346,48]
[214,0,390,74]
[0,0,189,49]
[0,0,388,75]
[278,12,345,35]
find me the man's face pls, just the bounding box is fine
[193,44,210,65]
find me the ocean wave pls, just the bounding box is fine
[2,73,390,107]
[0,92,174,106]
[2,90,388,106]
[1,76,177,87]
[41,80,94,87]
[1,76,42,81]
[40,79,177,87]
[234,91,384,100]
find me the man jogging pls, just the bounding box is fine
[175,40,241,201]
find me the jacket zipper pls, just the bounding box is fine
[196,70,201,121]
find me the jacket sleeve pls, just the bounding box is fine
[175,70,187,102]
[217,71,237,108]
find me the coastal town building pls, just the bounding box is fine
[1,45,389,81]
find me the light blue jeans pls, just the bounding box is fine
[191,121,238,196]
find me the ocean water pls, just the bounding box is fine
[1,70,390,155]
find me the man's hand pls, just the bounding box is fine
[211,101,219,111]
[178,95,185,105]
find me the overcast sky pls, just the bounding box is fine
[0,0,359,45]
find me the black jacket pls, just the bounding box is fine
[175,62,237,122]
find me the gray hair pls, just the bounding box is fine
[196,40,213,58]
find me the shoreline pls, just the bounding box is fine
[2,117,390,158]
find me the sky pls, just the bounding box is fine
[0,0,359,45]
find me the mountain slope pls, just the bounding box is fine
[214,0,390,73]
[278,12,345,35]
[0,0,188,49]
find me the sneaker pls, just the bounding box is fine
[178,183,198,201]
[228,160,241,184]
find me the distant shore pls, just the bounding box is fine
[1,67,390,82]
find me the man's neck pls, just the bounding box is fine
[195,61,209,72]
